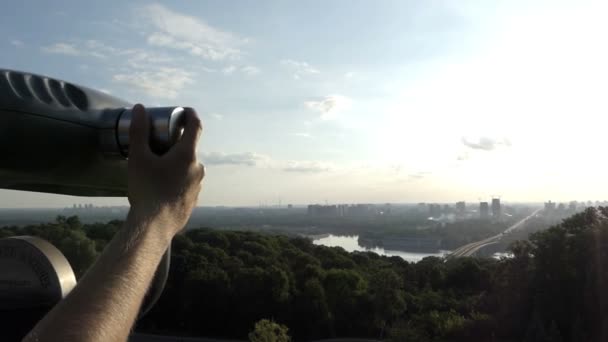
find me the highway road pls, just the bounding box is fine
[448,209,542,258]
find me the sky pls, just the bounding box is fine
[2,0,608,207]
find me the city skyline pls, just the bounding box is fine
[7,197,606,210]
[2,1,608,207]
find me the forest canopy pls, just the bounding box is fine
[2,208,608,341]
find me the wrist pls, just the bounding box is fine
[126,206,177,248]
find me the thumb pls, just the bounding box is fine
[129,104,150,156]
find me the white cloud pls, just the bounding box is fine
[42,38,193,99]
[210,113,224,120]
[283,161,330,173]
[200,151,332,174]
[456,152,470,161]
[201,152,266,166]
[280,59,319,79]
[222,65,237,74]
[42,40,175,66]
[112,67,194,99]
[142,4,244,60]
[10,39,24,47]
[123,51,175,69]
[294,132,312,138]
[42,40,120,59]
[305,95,352,120]
[42,43,84,56]
[223,65,259,76]
[83,40,119,57]
[344,71,355,79]
[408,171,431,181]
[241,65,260,76]
[461,136,510,151]
[200,66,217,73]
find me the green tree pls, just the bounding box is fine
[248,319,291,342]
[65,216,82,230]
[15,212,608,341]
[389,319,430,342]
[323,268,368,336]
[369,269,406,338]
[56,231,98,277]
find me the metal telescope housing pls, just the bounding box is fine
[0,69,187,197]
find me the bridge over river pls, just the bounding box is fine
[448,209,542,258]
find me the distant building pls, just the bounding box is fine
[308,205,340,217]
[338,204,347,217]
[307,204,381,217]
[429,204,441,218]
[346,204,374,217]
[287,204,293,209]
[480,202,489,219]
[380,203,392,215]
[568,201,577,211]
[557,203,566,212]
[544,201,556,213]
[307,205,314,216]
[456,201,466,216]
[491,198,501,219]
[442,204,450,215]
[417,203,427,213]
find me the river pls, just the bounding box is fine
[312,234,450,263]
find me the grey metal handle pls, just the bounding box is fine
[116,107,187,157]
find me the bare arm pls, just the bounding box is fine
[23,104,205,342]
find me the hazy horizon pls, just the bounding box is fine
[0,198,597,210]
[3,1,608,207]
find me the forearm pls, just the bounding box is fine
[24,210,173,342]
[23,105,204,341]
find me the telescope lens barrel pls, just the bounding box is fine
[116,106,186,156]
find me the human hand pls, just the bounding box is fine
[127,104,205,238]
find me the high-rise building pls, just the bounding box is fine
[491,198,501,218]
[568,201,577,212]
[308,204,340,216]
[347,204,374,216]
[429,204,441,218]
[456,201,466,216]
[545,201,556,212]
[480,202,489,219]
[338,204,347,216]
